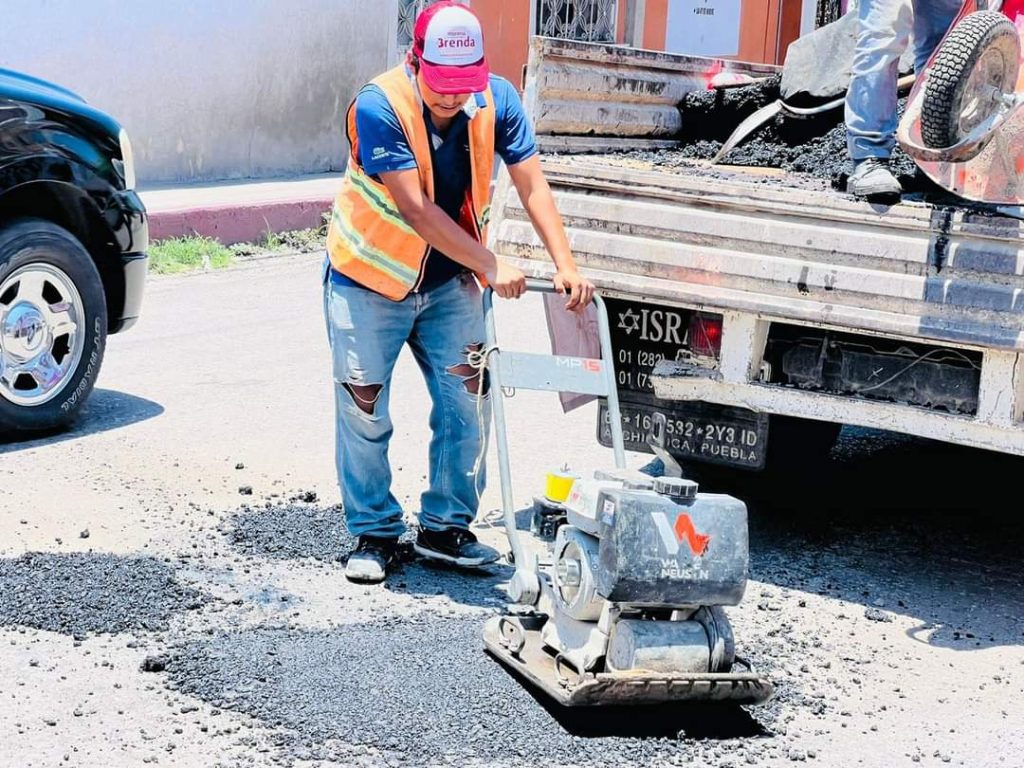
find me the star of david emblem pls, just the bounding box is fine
[618,308,640,336]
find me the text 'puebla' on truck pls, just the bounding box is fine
[0,67,148,436]
[489,38,1024,479]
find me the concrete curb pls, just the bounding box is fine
[148,197,333,245]
[140,172,491,246]
[140,172,489,246]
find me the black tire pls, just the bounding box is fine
[0,219,107,435]
[921,10,1020,149]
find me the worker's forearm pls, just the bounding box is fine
[403,200,497,276]
[519,175,576,273]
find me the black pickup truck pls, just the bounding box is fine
[0,68,147,434]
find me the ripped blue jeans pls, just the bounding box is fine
[323,267,489,538]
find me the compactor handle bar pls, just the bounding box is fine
[482,278,626,601]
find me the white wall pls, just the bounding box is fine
[801,0,819,36]
[1,0,398,183]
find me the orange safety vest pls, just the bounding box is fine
[326,65,495,300]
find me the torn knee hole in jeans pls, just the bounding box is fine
[342,382,383,415]
[447,342,490,397]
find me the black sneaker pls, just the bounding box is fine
[414,528,500,567]
[345,536,399,583]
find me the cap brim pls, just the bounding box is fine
[421,59,489,95]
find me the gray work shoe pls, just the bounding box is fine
[414,528,500,567]
[345,536,399,583]
[847,158,902,200]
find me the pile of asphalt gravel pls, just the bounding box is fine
[0,552,206,636]
[225,502,357,562]
[678,76,783,143]
[223,501,512,609]
[199,453,1021,767]
[668,79,920,190]
[164,615,783,767]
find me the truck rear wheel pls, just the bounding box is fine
[920,10,1020,149]
[0,219,107,435]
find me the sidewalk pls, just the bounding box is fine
[140,173,338,245]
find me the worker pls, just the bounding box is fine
[323,1,594,583]
[845,0,961,199]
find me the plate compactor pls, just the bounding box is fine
[480,280,773,707]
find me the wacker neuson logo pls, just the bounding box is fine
[652,511,710,557]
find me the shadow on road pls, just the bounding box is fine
[538,695,769,740]
[733,427,1024,651]
[0,388,164,453]
[387,557,511,610]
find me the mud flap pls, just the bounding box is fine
[483,616,773,707]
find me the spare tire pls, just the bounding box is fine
[920,10,1020,149]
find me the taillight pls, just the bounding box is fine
[689,313,722,358]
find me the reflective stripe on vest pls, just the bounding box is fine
[327,65,495,300]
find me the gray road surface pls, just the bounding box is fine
[1,254,1021,768]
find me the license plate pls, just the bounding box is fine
[601,296,768,470]
[603,296,697,398]
[598,399,769,470]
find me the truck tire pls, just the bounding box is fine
[920,10,1020,149]
[0,219,107,435]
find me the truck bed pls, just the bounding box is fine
[494,40,1024,354]
[490,39,1024,460]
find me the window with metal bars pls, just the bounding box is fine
[397,0,472,49]
[815,0,844,28]
[535,0,617,43]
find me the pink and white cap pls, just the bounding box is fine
[413,1,489,95]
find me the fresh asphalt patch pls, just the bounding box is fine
[162,615,780,767]
[224,500,356,563]
[223,501,513,610]
[0,552,208,637]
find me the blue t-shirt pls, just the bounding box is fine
[334,74,537,293]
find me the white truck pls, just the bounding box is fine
[490,38,1024,474]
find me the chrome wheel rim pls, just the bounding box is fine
[0,263,84,406]
[959,47,1013,137]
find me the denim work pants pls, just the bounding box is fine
[323,269,489,539]
[845,0,962,161]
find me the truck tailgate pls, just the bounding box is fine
[494,155,1024,352]
[491,38,1024,354]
